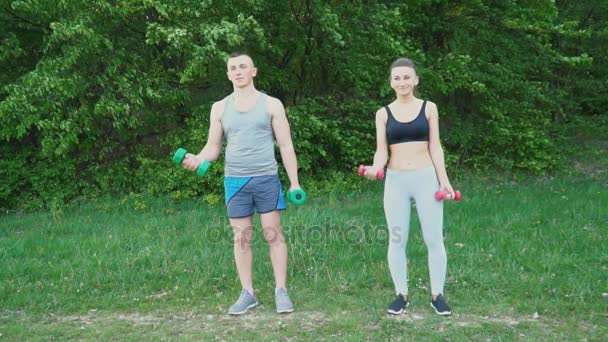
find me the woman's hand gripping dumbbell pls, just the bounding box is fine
[173,148,211,177]
[434,189,462,201]
[358,165,384,181]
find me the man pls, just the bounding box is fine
[182,52,301,315]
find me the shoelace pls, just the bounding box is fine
[276,291,291,304]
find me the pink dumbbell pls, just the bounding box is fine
[435,190,462,201]
[358,165,384,180]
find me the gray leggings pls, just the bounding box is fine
[384,167,447,296]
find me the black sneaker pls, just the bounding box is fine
[387,294,409,315]
[430,294,452,316]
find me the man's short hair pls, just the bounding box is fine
[229,51,251,59]
[227,51,254,67]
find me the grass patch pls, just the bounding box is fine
[1,116,607,340]
[1,173,607,340]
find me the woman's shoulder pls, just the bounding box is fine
[422,100,439,119]
[423,99,436,106]
[375,106,389,120]
[419,98,436,107]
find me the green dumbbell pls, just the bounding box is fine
[286,189,307,205]
[172,147,210,177]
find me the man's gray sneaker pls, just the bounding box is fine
[228,289,258,315]
[275,288,294,314]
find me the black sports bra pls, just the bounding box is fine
[385,101,429,145]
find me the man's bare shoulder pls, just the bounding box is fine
[213,96,229,109]
[265,94,283,107]
[264,94,286,118]
[210,98,228,118]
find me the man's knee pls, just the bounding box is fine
[262,226,285,245]
[233,226,253,248]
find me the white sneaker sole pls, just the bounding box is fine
[387,301,409,315]
[387,308,404,315]
[228,302,258,315]
[430,303,452,316]
[276,308,294,314]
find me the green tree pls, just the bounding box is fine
[0,1,603,209]
[555,0,608,119]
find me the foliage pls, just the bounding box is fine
[555,0,608,119]
[0,1,605,209]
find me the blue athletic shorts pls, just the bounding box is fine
[224,174,287,218]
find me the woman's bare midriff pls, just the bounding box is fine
[387,142,433,171]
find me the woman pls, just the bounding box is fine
[364,57,455,316]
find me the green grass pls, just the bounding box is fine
[1,172,607,341]
[2,116,607,341]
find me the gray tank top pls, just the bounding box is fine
[222,93,278,177]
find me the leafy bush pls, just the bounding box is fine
[0,1,605,209]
